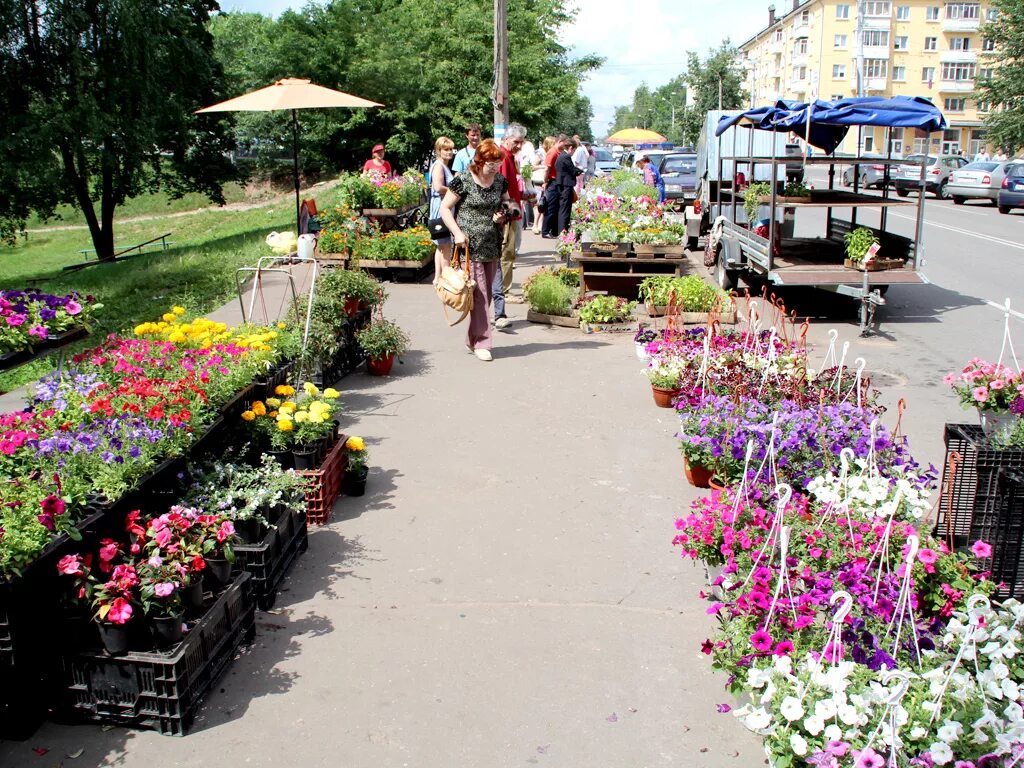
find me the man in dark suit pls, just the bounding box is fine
[555,138,583,235]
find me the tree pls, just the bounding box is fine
[679,41,748,145]
[0,0,238,258]
[978,0,1024,152]
[609,78,688,143]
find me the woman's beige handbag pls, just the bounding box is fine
[435,243,475,326]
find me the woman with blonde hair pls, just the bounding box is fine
[428,136,456,282]
[439,138,514,361]
[531,136,555,235]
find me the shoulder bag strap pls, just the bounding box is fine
[452,242,471,276]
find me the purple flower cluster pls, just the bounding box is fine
[30,414,169,467]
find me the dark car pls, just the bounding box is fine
[997,162,1024,214]
[659,153,698,205]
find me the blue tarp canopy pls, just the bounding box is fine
[715,96,947,154]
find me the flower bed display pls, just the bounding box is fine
[573,173,685,252]
[335,171,426,214]
[0,289,102,358]
[352,226,434,263]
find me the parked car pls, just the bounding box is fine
[784,143,805,183]
[592,146,618,176]
[841,154,890,189]
[997,163,1024,214]
[947,161,1009,205]
[628,149,673,170]
[659,153,698,205]
[893,154,968,199]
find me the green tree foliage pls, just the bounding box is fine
[609,78,688,143]
[979,0,1024,152]
[679,42,747,145]
[0,0,238,258]
[209,0,601,172]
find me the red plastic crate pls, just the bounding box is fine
[299,434,346,525]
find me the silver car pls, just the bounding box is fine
[894,154,968,199]
[947,161,1010,205]
[842,154,890,190]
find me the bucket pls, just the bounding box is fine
[298,234,316,260]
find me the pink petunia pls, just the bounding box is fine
[65,300,82,316]
[6,313,26,327]
[773,640,794,656]
[971,540,993,558]
[853,747,885,768]
[918,548,938,565]
[990,379,1006,390]
[973,386,989,403]
[107,597,133,625]
[750,629,773,652]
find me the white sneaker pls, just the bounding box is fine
[474,348,493,362]
[494,317,511,329]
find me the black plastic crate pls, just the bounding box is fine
[987,469,1024,600]
[59,573,256,736]
[232,506,308,610]
[935,423,1024,549]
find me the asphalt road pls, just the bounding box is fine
[746,164,1024,470]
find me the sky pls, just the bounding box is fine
[219,0,776,136]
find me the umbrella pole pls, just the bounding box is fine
[292,109,301,234]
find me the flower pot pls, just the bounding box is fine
[151,613,185,649]
[366,354,395,376]
[267,449,295,471]
[634,342,650,362]
[236,517,265,544]
[978,408,1017,438]
[344,297,361,317]
[292,447,319,471]
[651,385,679,408]
[684,457,713,489]
[709,475,727,492]
[343,466,368,497]
[182,580,205,612]
[204,558,232,589]
[96,621,131,657]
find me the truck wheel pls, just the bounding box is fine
[896,188,909,198]
[999,205,1011,214]
[715,254,736,291]
[953,196,965,205]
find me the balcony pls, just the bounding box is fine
[943,17,980,32]
[791,51,809,65]
[862,16,892,29]
[861,45,891,59]
[938,79,976,93]
[769,39,783,54]
[865,76,889,91]
[792,21,810,37]
[940,49,977,62]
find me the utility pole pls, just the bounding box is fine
[493,0,509,138]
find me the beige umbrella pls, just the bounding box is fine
[197,78,383,232]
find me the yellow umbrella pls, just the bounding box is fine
[197,78,384,232]
[606,128,669,145]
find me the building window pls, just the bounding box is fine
[832,94,844,101]
[793,65,807,80]
[941,62,976,80]
[863,1,891,16]
[834,34,848,47]
[894,36,908,50]
[893,65,907,81]
[800,9,810,23]
[836,4,850,18]
[774,30,783,42]
[896,5,910,19]
[982,38,995,51]
[865,59,888,78]
[927,6,940,19]
[795,38,808,55]
[833,64,847,79]
[986,8,999,20]
[864,135,875,152]
[944,97,966,111]
[976,100,991,112]
[922,66,936,82]
[978,66,993,80]
[950,36,970,50]
[945,3,980,19]
[862,30,890,47]
[924,36,938,50]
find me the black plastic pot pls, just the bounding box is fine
[96,621,131,657]
[204,558,232,589]
[151,614,185,649]
[343,467,368,497]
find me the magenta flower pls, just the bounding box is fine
[65,300,82,316]
[853,747,885,768]
[28,325,48,339]
[750,629,773,652]
[56,554,83,576]
[154,582,175,598]
[107,597,133,624]
[6,313,26,327]
[918,548,938,565]
[716,703,731,713]
[773,640,795,656]
[972,540,993,558]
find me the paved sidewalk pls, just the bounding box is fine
[0,231,764,766]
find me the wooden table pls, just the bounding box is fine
[574,254,688,299]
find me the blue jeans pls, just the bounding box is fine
[492,264,505,320]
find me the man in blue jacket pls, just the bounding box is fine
[637,154,666,204]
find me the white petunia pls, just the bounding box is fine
[773,655,793,676]
[1002,678,1020,700]
[780,696,804,722]
[790,733,808,756]
[838,704,860,726]
[937,721,963,743]
[804,714,825,736]
[930,741,953,765]
[824,724,843,742]
[815,699,838,720]
[744,707,772,731]
[747,666,772,689]
[910,726,928,740]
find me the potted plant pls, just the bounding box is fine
[945,358,1024,437]
[646,358,684,408]
[343,435,369,497]
[523,269,577,326]
[57,549,138,656]
[356,317,409,376]
[844,226,878,269]
[137,560,186,648]
[577,295,636,331]
[743,180,772,224]
[288,384,340,469]
[633,328,658,361]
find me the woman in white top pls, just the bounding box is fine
[531,136,554,234]
[429,136,456,283]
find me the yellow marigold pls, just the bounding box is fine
[133,324,148,336]
[268,410,278,418]
[241,410,256,422]
[251,401,267,416]
[323,388,340,399]
[277,322,287,329]
[294,411,309,423]
[265,397,282,408]
[275,384,296,396]
[172,306,186,316]
[303,382,320,397]
[275,411,292,422]
[162,313,176,322]
[277,419,294,432]
[345,436,365,452]
[279,401,297,413]
[168,332,187,344]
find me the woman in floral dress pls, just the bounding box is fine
[439,138,514,361]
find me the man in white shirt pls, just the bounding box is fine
[975,148,991,162]
[452,123,482,173]
[995,149,1009,162]
[571,134,589,192]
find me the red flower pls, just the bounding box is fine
[40,494,66,518]
[191,555,206,572]
[107,598,133,625]
[146,404,165,421]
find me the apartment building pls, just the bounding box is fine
[738,0,999,156]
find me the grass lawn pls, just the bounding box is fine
[0,199,296,393]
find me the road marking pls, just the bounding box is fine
[888,211,1024,251]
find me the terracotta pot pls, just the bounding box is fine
[344,297,361,317]
[651,385,679,408]
[684,457,713,488]
[709,475,727,491]
[366,354,396,376]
